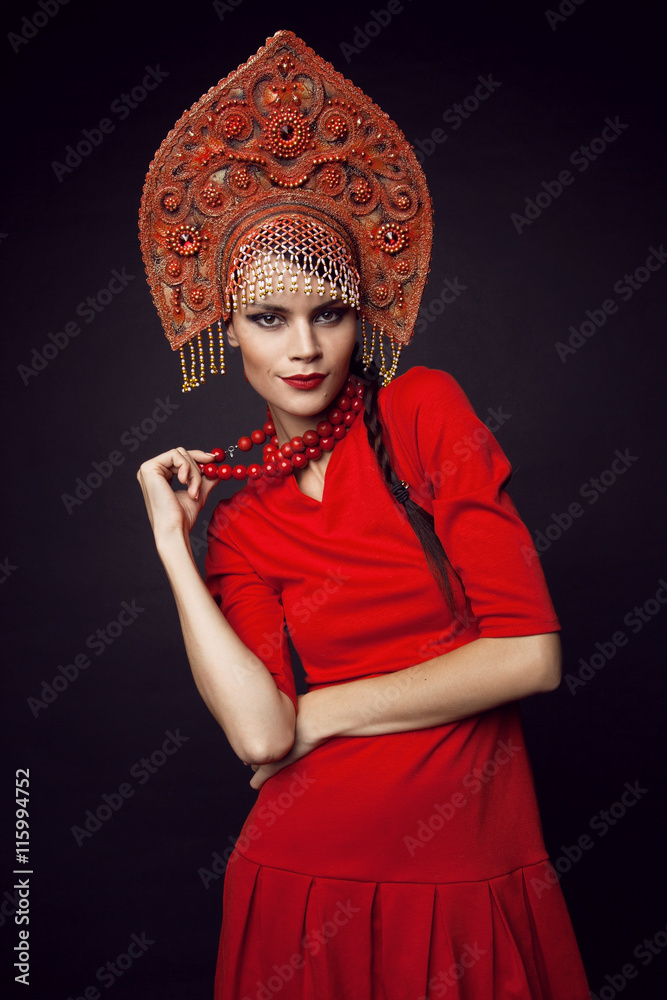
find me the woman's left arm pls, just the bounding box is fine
[250,632,561,787]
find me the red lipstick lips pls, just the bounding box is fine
[281,374,327,390]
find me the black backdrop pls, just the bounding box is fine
[1,1,665,997]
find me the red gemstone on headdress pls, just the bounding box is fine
[280,124,294,139]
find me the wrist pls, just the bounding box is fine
[301,686,339,743]
[154,526,194,564]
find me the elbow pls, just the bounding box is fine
[241,730,294,766]
[234,700,296,764]
[530,632,563,693]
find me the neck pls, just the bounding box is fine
[268,405,330,446]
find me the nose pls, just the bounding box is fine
[287,317,323,362]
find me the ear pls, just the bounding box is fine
[225,318,240,349]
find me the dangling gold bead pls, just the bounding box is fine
[218,319,225,375]
[197,330,206,384]
[179,345,190,392]
[207,325,217,376]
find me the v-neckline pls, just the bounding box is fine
[288,423,351,506]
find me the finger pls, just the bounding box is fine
[172,447,202,498]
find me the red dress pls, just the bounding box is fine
[205,367,590,999]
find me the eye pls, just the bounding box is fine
[315,307,348,324]
[248,311,284,329]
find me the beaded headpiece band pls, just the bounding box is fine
[225,216,360,311]
[139,30,433,391]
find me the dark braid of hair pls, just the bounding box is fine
[356,364,456,611]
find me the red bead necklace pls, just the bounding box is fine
[200,377,364,482]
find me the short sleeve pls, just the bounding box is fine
[382,368,560,638]
[204,498,298,708]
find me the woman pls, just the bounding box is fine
[138,30,590,999]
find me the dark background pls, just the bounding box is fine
[1,0,665,997]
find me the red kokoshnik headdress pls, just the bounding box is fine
[139,30,433,391]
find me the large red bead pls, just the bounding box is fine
[278,458,294,475]
[280,442,294,458]
[232,465,247,480]
[328,408,343,425]
[237,436,252,451]
[343,411,356,427]
[344,382,356,397]
[263,462,279,477]
[264,420,275,435]
[251,429,266,445]
[351,397,364,412]
[303,429,319,446]
[210,447,226,462]
[291,452,308,469]
[332,425,347,440]
[247,464,263,479]
[320,436,335,451]
[217,464,233,480]
[316,420,333,437]
[290,436,305,452]
[337,395,351,411]
[356,385,365,397]
[305,446,322,461]
[271,435,279,447]
[203,463,218,480]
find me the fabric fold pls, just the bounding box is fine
[216,855,589,1000]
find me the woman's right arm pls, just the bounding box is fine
[136,446,296,765]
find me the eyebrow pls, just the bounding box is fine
[244,297,347,315]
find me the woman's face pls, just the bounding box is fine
[225,277,358,436]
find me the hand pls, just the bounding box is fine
[136,447,219,542]
[248,693,327,790]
